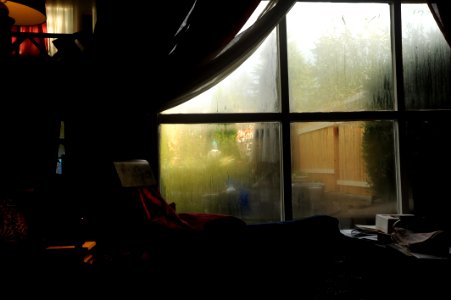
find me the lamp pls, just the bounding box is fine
[2,0,46,25]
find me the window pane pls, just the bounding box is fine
[161,33,279,114]
[160,123,282,223]
[291,121,397,228]
[402,4,451,109]
[162,1,278,114]
[287,3,393,112]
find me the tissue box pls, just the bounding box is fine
[375,214,414,233]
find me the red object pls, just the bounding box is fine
[138,186,245,232]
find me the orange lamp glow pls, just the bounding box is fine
[2,0,46,25]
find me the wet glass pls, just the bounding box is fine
[287,3,393,112]
[160,123,282,224]
[291,121,398,228]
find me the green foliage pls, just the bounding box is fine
[287,41,318,112]
[362,19,450,201]
[362,121,396,201]
[160,124,251,212]
[210,125,240,158]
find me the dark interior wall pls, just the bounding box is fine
[93,0,193,58]
[0,110,59,192]
[0,108,158,242]
[0,110,59,243]
[91,1,194,111]
[57,111,158,240]
[406,119,451,231]
[64,111,156,185]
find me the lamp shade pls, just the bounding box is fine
[4,0,46,25]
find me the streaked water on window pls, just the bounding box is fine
[287,3,393,112]
[160,123,282,223]
[402,4,451,109]
[291,121,397,227]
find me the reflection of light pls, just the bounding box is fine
[402,4,439,38]
[226,185,236,193]
[4,0,46,25]
[56,158,63,174]
[207,149,221,159]
[238,1,268,34]
[45,5,74,55]
[236,128,254,143]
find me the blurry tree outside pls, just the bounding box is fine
[159,3,450,220]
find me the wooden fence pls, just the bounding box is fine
[292,121,371,197]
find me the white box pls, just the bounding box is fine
[375,214,414,233]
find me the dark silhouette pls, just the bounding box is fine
[0,2,14,62]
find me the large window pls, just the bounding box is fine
[158,1,451,228]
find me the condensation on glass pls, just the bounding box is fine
[161,33,279,113]
[291,121,398,228]
[402,4,451,110]
[286,3,393,112]
[160,123,282,224]
[162,1,278,114]
[159,2,451,227]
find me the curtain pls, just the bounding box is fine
[0,3,15,61]
[162,0,449,111]
[46,0,96,55]
[9,0,95,57]
[92,0,297,112]
[428,1,451,47]
[11,24,48,56]
[162,0,297,111]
